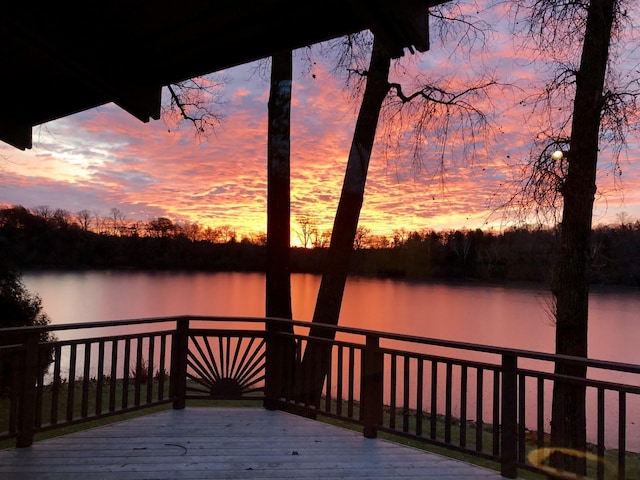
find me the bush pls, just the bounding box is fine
[0,270,55,394]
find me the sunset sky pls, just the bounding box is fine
[2,3,640,244]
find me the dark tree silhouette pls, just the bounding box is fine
[294,36,392,405]
[0,270,55,394]
[266,50,294,323]
[549,1,616,473]
[265,50,296,405]
[293,7,497,404]
[506,0,635,473]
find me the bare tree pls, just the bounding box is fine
[52,208,72,229]
[243,231,267,246]
[293,8,499,403]
[312,229,332,248]
[293,35,393,405]
[32,205,52,220]
[93,210,108,235]
[148,217,175,238]
[296,214,319,248]
[211,225,236,243]
[392,228,410,247]
[176,221,202,241]
[367,233,391,248]
[354,226,370,249]
[76,209,92,231]
[109,208,125,236]
[505,0,638,473]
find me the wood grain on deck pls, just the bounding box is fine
[0,407,514,479]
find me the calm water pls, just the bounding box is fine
[22,270,640,364]
[20,270,640,450]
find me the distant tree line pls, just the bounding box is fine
[1,205,640,286]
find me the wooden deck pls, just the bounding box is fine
[0,407,516,479]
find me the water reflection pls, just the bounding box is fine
[23,270,640,364]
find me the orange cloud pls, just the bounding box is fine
[2,13,640,240]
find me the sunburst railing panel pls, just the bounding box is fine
[185,329,266,400]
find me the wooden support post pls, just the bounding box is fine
[16,333,39,448]
[264,320,284,410]
[362,335,383,439]
[171,318,189,410]
[501,353,518,478]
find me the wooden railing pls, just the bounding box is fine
[1,316,639,479]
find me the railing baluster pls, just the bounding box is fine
[134,337,143,406]
[403,356,410,433]
[324,350,332,412]
[430,360,438,439]
[96,341,105,415]
[50,344,61,425]
[348,347,355,418]
[9,356,19,435]
[147,335,155,404]
[159,334,167,400]
[537,377,544,448]
[336,345,343,416]
[81,342,91,418]
[67,344,77,422]
[109,339,118,411]
[389,354,397,430]
[460,364,467,448]
[597,387,605,480]
[324,344,333,413]
[313,343,322,409]
[416,358,423,437]
[492,369,500,456]
[618,391,626,480]
[35,346,44,428]
[122,338,130,409]
[518,373,525,463]
[445,362,452,443]
[476,367,483,452]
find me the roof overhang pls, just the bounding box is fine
[1,0,446,150]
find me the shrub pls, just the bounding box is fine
[0,270,55,394]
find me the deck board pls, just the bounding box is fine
[0,407,515,479]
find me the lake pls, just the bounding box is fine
[22,270,640,364]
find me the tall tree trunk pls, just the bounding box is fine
[265,50,295,404]
[266,51,293,322]
[294,37,391,405]
[550,0,615,473]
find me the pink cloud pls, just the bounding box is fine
[2,14,640,239]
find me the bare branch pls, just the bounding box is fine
[162,74,228,141]
[501,0,639,227]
